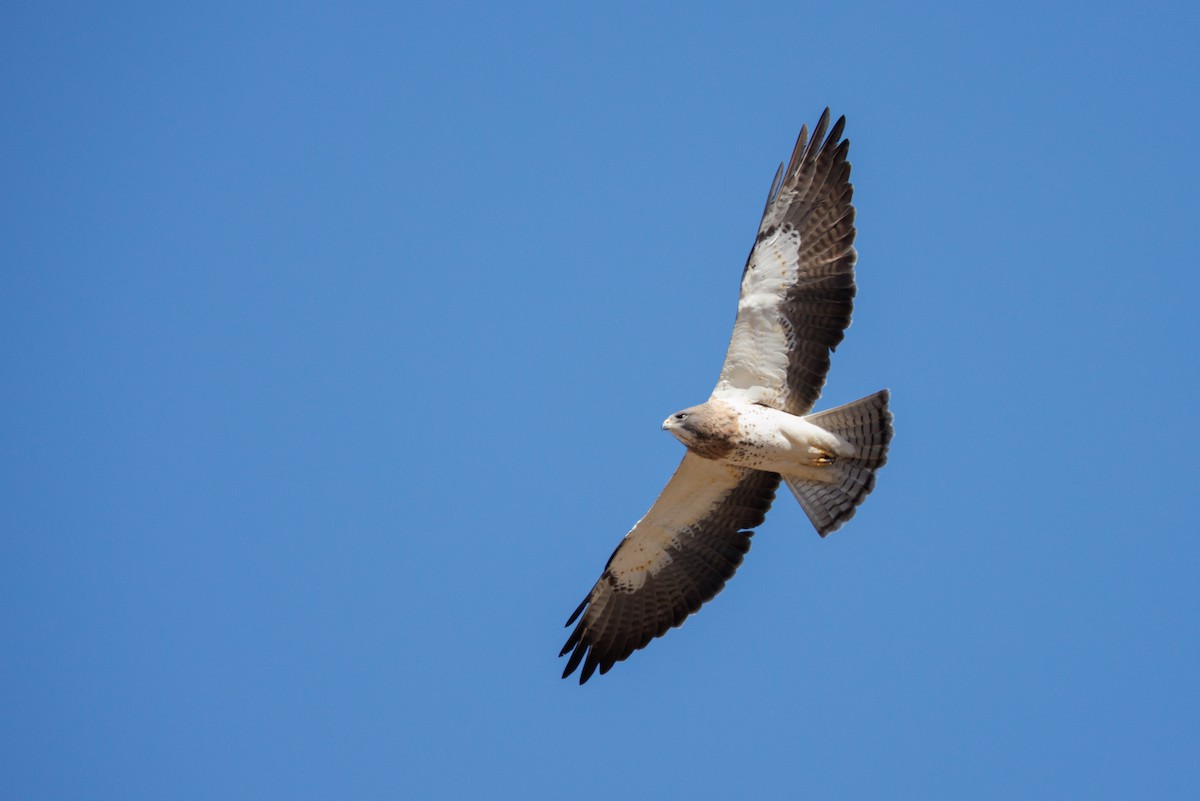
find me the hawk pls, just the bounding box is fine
[561,109,893,684]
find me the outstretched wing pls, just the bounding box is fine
[713,109,857,415]
[560,455,779,684]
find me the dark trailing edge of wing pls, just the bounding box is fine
[560,469,780,684]
[754,108,858,415]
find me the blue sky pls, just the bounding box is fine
[3,1,1198,798]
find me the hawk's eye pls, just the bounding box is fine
[675,413,688,420]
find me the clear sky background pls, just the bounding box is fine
[3,2,1198,799]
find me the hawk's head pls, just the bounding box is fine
[661,401,738,460]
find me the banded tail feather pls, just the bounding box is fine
[784,389,892,536]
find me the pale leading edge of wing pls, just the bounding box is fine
[712,109,858,415]
[560,454,780,684]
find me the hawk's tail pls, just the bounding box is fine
[783,389,892,537]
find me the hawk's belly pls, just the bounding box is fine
[721,402,852,477]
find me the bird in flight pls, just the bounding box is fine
[560,110,893,684]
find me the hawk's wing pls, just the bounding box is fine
[712,109,857,415]
[560,454,779,684]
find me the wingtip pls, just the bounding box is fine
[827,113,847,148]
[564,596,588,627]
[763,161,786,214]
[561,636,588,678]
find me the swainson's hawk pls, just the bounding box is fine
[561,110,892,684]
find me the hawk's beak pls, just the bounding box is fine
[661,417,674,431]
